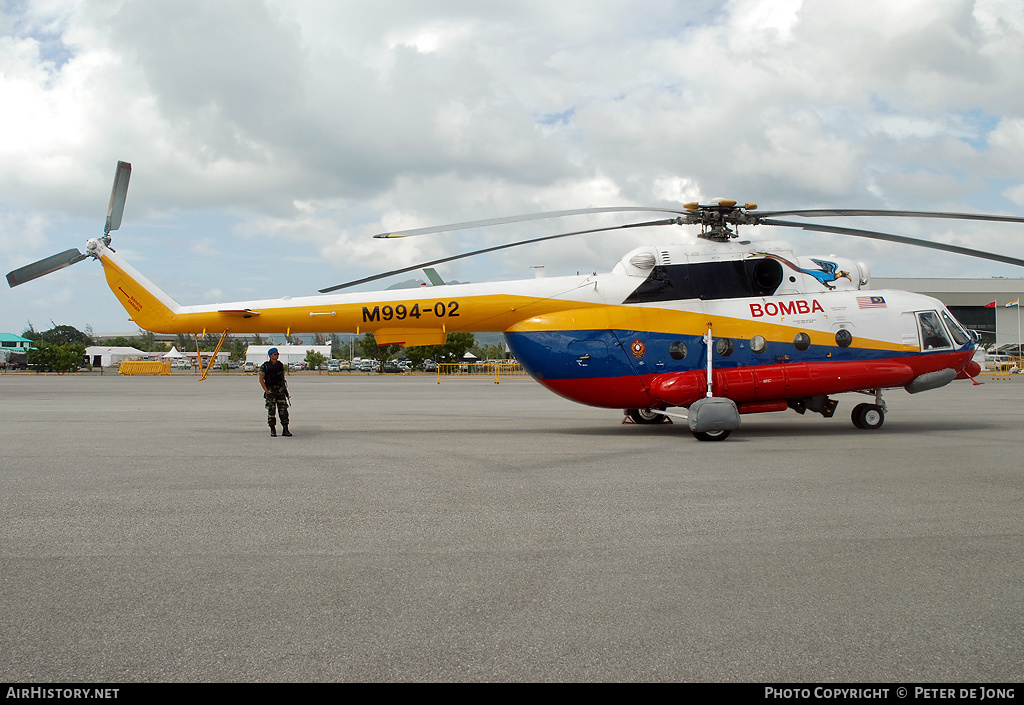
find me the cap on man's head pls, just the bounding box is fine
[268,347,279,356]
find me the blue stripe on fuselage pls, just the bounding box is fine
[504,329,963,382]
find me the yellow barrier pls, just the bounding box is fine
[990,358,1021,381]
[436,360,529,384]
[118,360,172,376]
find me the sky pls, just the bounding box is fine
[3,0,1024,335]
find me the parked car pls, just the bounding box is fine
[985,344,1024,363]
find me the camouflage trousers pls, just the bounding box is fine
[265,386,290,426]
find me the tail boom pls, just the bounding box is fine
[94,238,604,340]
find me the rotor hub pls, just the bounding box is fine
[678,201,760,241]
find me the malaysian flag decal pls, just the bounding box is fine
[857,296,887,309]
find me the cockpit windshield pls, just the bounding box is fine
[941,311,971,346]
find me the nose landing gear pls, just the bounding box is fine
[624,407,669,424]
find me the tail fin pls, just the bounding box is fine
[92,240,181,333]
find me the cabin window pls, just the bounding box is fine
[715,338,735,356]
[835,329,853,348]
[669,341,687,360]
[918,311,951,350]
[750,336,767,354]
[793,332,811,351]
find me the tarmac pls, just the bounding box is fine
[1,371,1022,682]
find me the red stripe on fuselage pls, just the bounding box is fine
[537,350,974,410]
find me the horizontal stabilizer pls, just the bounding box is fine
[7,249,87,287]
[217,309,261,318]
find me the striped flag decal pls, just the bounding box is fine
[857,296,887,309]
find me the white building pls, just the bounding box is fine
[85,346,146,368]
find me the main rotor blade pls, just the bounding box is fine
[105,161,132,235]
[759,218,1024,268]
[755,208,1024,225]
[321,217,680,292]
[6,249,87,288]
[373,207,689,238]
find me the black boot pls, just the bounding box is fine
[282,425,292,437]
[270,422,277,437]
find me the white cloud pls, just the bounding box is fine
[1003,183,1024,209]
[3,0,1024,331]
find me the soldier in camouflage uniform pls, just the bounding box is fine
[259,348,291,436]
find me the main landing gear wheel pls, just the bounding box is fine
[692,429,731,442]
[626,407,664,424]
[852,403,884,430]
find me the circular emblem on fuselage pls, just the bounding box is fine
[631,340,645,358]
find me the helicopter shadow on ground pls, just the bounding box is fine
[549,415,997,441]
[257,409,998,441]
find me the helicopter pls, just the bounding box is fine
[9,161,1024,440]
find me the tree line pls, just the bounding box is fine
[16,322,508,373]
[20,323,92,374]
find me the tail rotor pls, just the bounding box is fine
[6,160,131,288]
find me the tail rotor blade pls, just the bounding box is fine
[6,249,87,288]
[105,161,132,235]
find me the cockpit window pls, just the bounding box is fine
[918,311,951,350]
[941,311,970,346]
